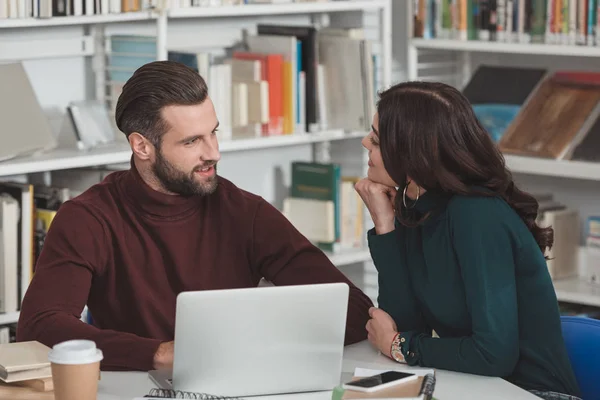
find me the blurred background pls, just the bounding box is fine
[0,0,598,344]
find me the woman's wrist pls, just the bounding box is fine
[374,221,395,235]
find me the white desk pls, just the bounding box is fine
[97,341,539,400]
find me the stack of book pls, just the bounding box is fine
[105,24,377,139]
[283,161,364,254]
[535,193,580,280]
[0,341,53,398]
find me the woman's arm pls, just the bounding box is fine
[368,227,428,333]
[399,198,520,377]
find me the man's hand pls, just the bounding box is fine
[354,178,397,235]
[153,341,174,370]
[366,307,398,358]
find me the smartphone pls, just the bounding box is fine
[342,371,418,393]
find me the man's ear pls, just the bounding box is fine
[129,132,154,161]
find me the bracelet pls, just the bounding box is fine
[390,332,405,363]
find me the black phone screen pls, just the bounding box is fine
[345,371,415,388]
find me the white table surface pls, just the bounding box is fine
[97,341,539,400]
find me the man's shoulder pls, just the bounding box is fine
[216,176,265,209]
[67,170,126,216]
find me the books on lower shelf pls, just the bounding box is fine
[535,193,581,281]
[0,182,71,315]
[283,161,364,254]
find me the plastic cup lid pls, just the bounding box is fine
[47,340,104,365]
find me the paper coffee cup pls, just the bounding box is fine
[48,340,103,400]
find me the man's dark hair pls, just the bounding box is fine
[115,60,209,148]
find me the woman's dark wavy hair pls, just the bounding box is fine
[377,81,553,256]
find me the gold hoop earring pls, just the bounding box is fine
[403,181,421,209]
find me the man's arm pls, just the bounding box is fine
[250,199,373,345]
[17,201,162,371]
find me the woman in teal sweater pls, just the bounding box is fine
[357,81,581,400]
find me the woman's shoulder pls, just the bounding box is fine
[446,190,515,221]
[445,189,529,240]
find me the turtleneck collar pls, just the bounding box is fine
[120,158,204,220]
[401,189,452,223]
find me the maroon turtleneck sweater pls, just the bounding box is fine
[17,163,372,371]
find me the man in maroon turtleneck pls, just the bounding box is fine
[17,61,372,371]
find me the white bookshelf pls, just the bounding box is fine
[504,155,600,182]
[0,11,153,28]
[168,0,389,18]
[326,248,371,267]
[411,38,600,58]
[555,278,600,308]
[0,312,19,326]
[0,130,366,178]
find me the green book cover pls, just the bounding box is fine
[290,161,341,250]
[530,0,546,42]
[468,0,478,40]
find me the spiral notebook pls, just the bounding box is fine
[134,372,437,400]
[135,388,245,399]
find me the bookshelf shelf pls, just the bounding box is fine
[554,278,600,308]
[0,130,366,177]
[0,312,19,326]
[168,0,389,19]
[326,248,371,267]
[411,38,600,58]
[0,11,153,29]
[504,155,600,182]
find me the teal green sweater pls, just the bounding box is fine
[368,190,580,396]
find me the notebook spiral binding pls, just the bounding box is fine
[146,388,245,399]
[420,373,436,400]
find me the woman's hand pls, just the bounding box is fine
[355,178,397,234]
[366,307,398,358]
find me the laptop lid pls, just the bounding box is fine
[172,283,349,397]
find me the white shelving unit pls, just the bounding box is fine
[0,130,366,178]
[503,154,600,182]
[411,38,600,58]
[0,312,20,326]
[0,0,391,316]
[0,11,153,28]
[168,0,388,18]
[401,2,600,310]
[555,279,600,308]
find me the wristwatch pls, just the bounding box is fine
[390,333,405,363]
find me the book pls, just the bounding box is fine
[332,373,436,400]
[0,194,19,314]
[288,161,341,251]
[0,341,52,383]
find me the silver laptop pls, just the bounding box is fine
[149,283,349,397]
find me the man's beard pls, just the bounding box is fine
[152,149,218,196]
